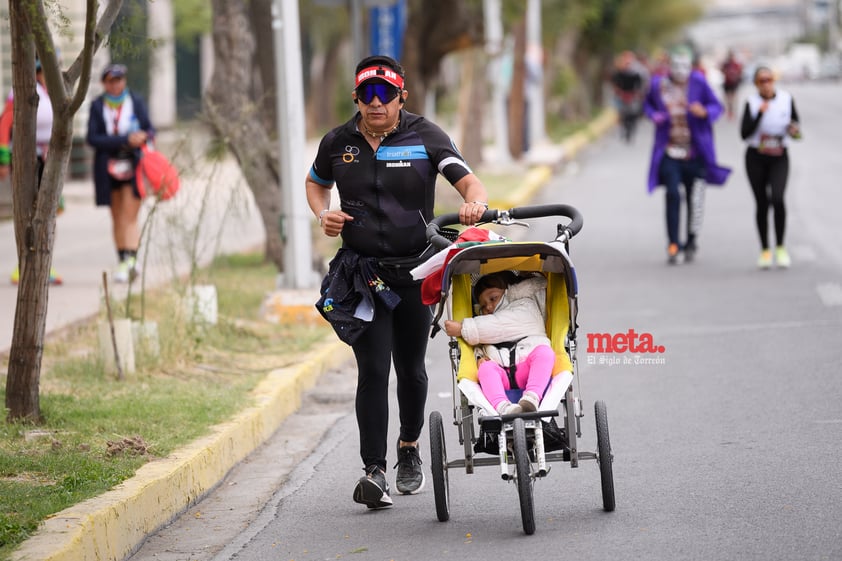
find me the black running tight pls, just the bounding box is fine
[351,282,430,472]
[745,147,789,249]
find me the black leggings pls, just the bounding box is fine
[745,148,789,249]
[351,282,430,472]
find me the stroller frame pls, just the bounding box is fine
[424,204,615,535]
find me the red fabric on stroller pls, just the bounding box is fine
[420,227,497,305]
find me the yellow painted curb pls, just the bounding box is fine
[493,165,552,209]
[561,108,617,161]
[11,339,354,561]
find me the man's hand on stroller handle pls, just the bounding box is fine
[459,200,489,226]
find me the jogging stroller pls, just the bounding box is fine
[422,204,615,535]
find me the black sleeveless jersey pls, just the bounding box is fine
[308,110,472,258]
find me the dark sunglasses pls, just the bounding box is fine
[355,83,400,105]
[756,77,773,84]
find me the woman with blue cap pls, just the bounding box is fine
[86,63,155,283]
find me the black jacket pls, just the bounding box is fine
[316,248,401,345]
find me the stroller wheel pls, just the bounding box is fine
[595,400,616,512]
[429,410,450,522]
[512,417,536,535]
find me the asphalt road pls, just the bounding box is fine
[129,80,842,561]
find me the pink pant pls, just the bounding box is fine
[477,345,554,409]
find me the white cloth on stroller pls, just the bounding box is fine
[457,370,573,420]
[409,228,508,280]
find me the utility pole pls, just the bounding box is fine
[829,0,840,55]
[484,0,511,164]
[525,0,545,148]
[351,0,364,65]
[800,0,811,38]
[272,0,315,288]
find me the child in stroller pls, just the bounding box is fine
[444,271,554,416]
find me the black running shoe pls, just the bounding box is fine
[394,444,425,495]
[683,242,697,263]
[353,465,393,509]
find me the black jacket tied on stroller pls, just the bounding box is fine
[315,248,401,345]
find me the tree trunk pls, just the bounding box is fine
[305,35,344,135]
[5,4,44,422]
[402,0,481,115]
[205,0,285,271]
[248,0,278,135]
[6,0,112,421]
[317,36,343,132]
[507,20,526,159]
[458,47,486,169]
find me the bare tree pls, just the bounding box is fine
[5,0,124,422]
[507,18,527,159]
[401,0,482,115]
[204,0,285,271]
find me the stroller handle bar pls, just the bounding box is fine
[426,204,584,249]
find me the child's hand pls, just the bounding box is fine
[444,320,462,337]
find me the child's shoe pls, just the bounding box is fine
[518,391,540,413]
[496,401,522,415]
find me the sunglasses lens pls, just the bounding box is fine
[356,83,399,104]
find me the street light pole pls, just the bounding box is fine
[351,0,364,65]
[829,0,840,55]
[483,0,511,164]
[272,0,315,288]
[525,0,545,148]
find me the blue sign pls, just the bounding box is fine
[369,0,406,61]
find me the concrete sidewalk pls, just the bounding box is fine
[7,110,617,561]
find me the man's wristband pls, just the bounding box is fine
[318,209,329,225]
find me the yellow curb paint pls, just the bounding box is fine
[494,165,552,209]
[10,339,354,561]
[261,290,323,325]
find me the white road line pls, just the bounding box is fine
[816,282,842,307]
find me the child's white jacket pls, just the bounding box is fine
[460,276,551,367]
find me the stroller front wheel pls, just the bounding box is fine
[429,410,450,522]
[513,417,536,534]
[595,400,616,512]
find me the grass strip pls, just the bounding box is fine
[0,253,332,558]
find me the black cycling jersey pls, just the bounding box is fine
[309,110,472,258]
